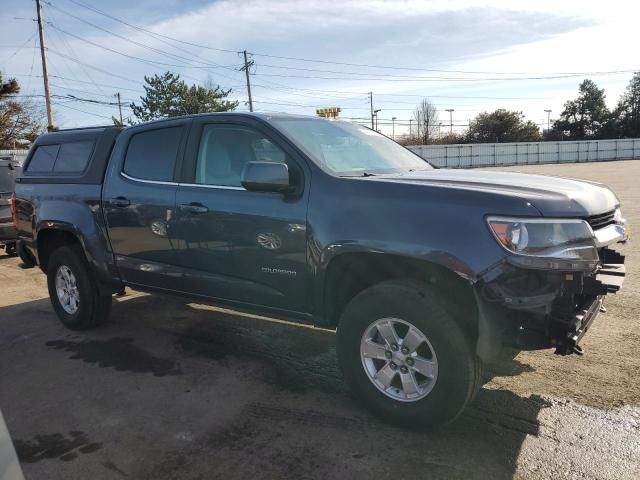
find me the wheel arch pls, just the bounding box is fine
[35,222,85,273]
[318,251,480,340]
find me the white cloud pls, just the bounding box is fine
[2,0,637,129]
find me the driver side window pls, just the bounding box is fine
[195,124,286,187]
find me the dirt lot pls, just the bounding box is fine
[1,160,639,480]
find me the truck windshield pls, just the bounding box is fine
[272,118,432,176]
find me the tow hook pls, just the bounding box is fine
[554,344,584,355]
[554,336,585,356]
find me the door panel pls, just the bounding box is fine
[173,121,309,312]
[102,121,187,289]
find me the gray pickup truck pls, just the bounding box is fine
[13,113,629,427]
[0,156,21,256]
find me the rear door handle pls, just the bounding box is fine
[111,196,130,208]
[179,202,209,214]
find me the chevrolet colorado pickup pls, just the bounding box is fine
[13,113,629,427]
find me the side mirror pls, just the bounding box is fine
[241,161,292,193]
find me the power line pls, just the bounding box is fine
[252,100,475,112]
[249,52,640,77]
[49,82,135,102]
[0,32,37,64]
[46,2,242,71]
[250,83,555,100]
[47,21,109,98]
[252,70,636,83]
[47,22,244,90]
[57,0,640,78]
[11,73,142,93]
[255,62,640,81]
[61,0,240,55]
[55,101,117,120]
[47,48,142,83]
[48,24,225,71]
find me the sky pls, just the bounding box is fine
[1,0,638,137]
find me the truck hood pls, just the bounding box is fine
[373,169,619,217]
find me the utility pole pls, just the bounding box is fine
[115,92,123,125]
[409,119,412,138]
[544,109,552,132]
[242,50,254,112]
[391,117,397,140]
[35,0,54,130]
[369,92,374,129]
[445,108,454,134]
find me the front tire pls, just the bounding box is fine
[336,280,481,428]
[46,245,112,330]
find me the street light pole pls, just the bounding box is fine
[373,109,381,131]
[392,117,397,139]
[544,109,552,132]
[369,92,374,129]
[445,109,454,134]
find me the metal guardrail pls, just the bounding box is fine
[407,138,640,168]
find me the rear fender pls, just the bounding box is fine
[34,200,118,285]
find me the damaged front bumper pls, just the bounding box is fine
[479,247,626,356]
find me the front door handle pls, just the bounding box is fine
[179,202,209,214]
[111,196,130,208]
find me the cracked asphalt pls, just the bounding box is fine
[1,160,639,479]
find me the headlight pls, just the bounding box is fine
[486,216,599,270]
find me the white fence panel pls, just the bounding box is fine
[408,138,640,168]
[0,150,28,164]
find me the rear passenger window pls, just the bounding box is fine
[124,127,184,182]
[27,145,59,172]
[27,141,94,174]
[54,141,94,172]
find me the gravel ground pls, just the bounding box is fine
[1,160,639,480]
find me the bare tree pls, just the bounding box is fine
[0,73,45,149]
[412,99,439,144]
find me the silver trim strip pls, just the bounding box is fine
[120,172,178,186]
[179,182,244,191]
[120,172,245,191]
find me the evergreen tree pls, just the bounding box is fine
[130,72,238,123]
[554,79,609,139]
[467,109,541,143]
[609,72,640,138]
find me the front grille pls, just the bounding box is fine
[585,210,616,230]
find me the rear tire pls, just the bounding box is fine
[46,245,111,330]
[336,280,481,429]
[3,242,16,256]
